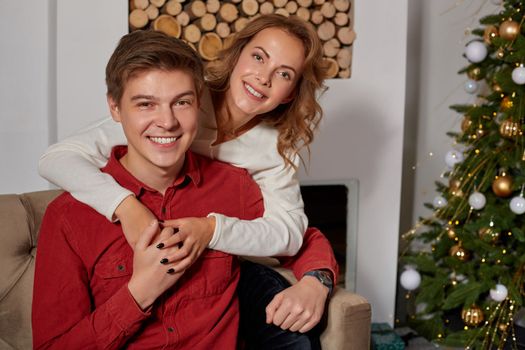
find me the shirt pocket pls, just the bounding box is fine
[183,250,234,299]
[91,253,133,301]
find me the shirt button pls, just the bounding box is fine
[167,327,174,332]
[117,265,125,271]
[161,207,166,215]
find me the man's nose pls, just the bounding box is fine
[156,106,180,129]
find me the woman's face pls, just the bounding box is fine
[226,27,306,120]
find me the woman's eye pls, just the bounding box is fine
[278,71,291,80]
[253,54,263,62]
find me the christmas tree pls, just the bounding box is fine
[400,0,525,348]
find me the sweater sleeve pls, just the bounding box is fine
[206,129,306,257]
[38,117,131,221]
[32,203,150,350]
[278,227,339,285]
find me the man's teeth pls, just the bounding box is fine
[150,136,178,144]
[245,83,264,98]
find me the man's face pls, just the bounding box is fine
[108,69,199,183]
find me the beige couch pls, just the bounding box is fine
[0,190,371,350]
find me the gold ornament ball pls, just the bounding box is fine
[449,178,462,195]
[499,323,509,333]
[499,119,522,138]
[479,227,500,243]
[492,82,503,92]
[499,20,520,41]
[467,67,483,81]
[475,128,485,138]
[496,47,506,59]
[449,244,469,261]
[447,228,457,239]
[461,116,472,132]
[492,174,513,197]
[484,25,499,45]
[501,96,514,111]
[461,305,484,327]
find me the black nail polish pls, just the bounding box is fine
[160,258,169,264]
[156,243,164,249]
[167,268,175,274]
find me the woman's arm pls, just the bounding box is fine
[38,117,131,221]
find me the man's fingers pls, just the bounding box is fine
[136,220,159,250]
[265,293,283,324]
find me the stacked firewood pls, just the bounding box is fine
[129,0,354,78]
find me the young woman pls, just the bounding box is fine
[39,14,335,345]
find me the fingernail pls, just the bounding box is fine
[156,243,164,249]
[160,258,169,264]
[167,268,175,274]
[150,220,157,226]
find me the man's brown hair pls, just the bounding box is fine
[106,30,204,104]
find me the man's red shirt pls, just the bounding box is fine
[32,147,264,349]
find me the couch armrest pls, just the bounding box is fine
[268,265,371,350]
[321,287,371,350]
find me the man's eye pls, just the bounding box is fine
[176,100,192,106]
[138,102,153,108]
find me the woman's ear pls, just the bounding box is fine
[107,95,121,122]
[280,90,296,104]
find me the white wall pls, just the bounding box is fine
[0,1,52,194]
[299,1,408,324]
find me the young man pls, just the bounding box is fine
[32,30,336,349]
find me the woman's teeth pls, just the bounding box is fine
[245,83,264,98]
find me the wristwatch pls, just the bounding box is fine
[304,270,333,295]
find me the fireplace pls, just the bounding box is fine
[300,179,358,292]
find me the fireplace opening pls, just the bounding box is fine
[300,180,358,291]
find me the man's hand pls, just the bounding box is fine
[115,195,157,248]
[265,275,329,333]
[158,217,215,272]
[127,221,184,310]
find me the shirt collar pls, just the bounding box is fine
[102,146,202,196]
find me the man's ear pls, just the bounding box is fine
[107,95,121,122]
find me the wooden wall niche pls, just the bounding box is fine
[129,0,354,79]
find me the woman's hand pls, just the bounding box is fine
[158,217,216,272]
[127,221,185,310]
[265,275,329,333]
[115,195,157,248]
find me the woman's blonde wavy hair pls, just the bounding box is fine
[206,14,328,168]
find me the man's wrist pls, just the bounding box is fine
[303,269,334,295]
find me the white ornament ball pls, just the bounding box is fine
[469,192,487,210]
[510,196,525,214]
[465,41,488,63]
[464,79,479,94]
[433,195,448,208]
[445,150,464,168]
[490,284,508,302]
[400,268,421,291]
[512,66,525,85]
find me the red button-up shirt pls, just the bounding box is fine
[32,147,264,350]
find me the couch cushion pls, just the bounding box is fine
[0,190,61,349]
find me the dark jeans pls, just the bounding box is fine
[238,260,322,350]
